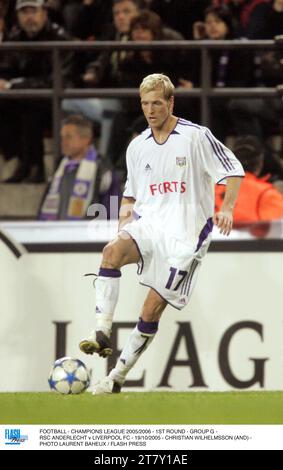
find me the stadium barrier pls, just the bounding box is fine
[0,38,281,162]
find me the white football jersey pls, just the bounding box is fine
[123,118,244,249]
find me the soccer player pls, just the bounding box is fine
[79,73,245,394]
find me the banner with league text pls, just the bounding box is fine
[0,221,283,392]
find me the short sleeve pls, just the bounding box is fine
[123,144,136,199]
[198,128,245,185]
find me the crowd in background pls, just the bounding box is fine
[0,0,282,222]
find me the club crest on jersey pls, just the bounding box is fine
[176,157,187,167]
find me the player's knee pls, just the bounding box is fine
[101,243,122,269]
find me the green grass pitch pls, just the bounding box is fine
[0,392,283,424]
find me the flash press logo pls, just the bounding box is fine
[5,429,28,445]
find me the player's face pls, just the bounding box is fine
[140,89,174,130]
[61,124,90,159]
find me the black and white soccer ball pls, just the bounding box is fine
[48,357,90,394]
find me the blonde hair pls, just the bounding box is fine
[139,74,175,100]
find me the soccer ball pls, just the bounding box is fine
[48,357,90,394]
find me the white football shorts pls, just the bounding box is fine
[121,217,211,310]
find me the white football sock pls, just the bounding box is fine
[95,268,121,337]
[109,318,159,385]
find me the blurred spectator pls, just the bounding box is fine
[68,0,113,40]
[215,135,283,221]
[211,1,271,36]
[247,0,283,39]
[113,114,147,179]
[0,0,74,183]
[45,0,64,26]
[229,49,282,139]
[0,0,17,33]
[181,5,252,140]
[229,0,283,172]
[0,2,17,165]
[39,114,121,220]
[149,0,210,39]
[62,0,141,162]
[0,3,8,40]
[104,9,186,166]
[127,114,147,139]
[193,4,236,41]
[80,0,141,86]
[120,10,184,87]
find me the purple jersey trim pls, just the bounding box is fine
[150,119,179,146]
[205,130,234,171]
[212,134,235,171]
[195,217,213,252]
[204,132,232,172]
[178,118,191,124]
[178,119,201,129]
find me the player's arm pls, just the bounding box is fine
[213,176,243,236]
[118,197,136,231]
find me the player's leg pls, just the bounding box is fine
[79,234,140,357]
[93,289,167,394]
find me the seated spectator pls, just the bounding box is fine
[182,5,253,140]
[211,1,269,37]
[0,3,18,166]
[39,114,121,220]
[0,0,74,183]
[113,114,147,178]
[215,135,283,222]
[66,0,113,40]
[45,0,64,27]
[120,10,184,87]
[0,3,8,41]
[105,9,187,165]
[1,0,17,34]
[62,0,141,162]
[246,0,283,39]
[150,0,210,39]
[229,0,283,154]
[192,4,249,86]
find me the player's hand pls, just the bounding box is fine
[213,210,233,236]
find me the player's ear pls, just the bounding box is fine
[169,96,174,112]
